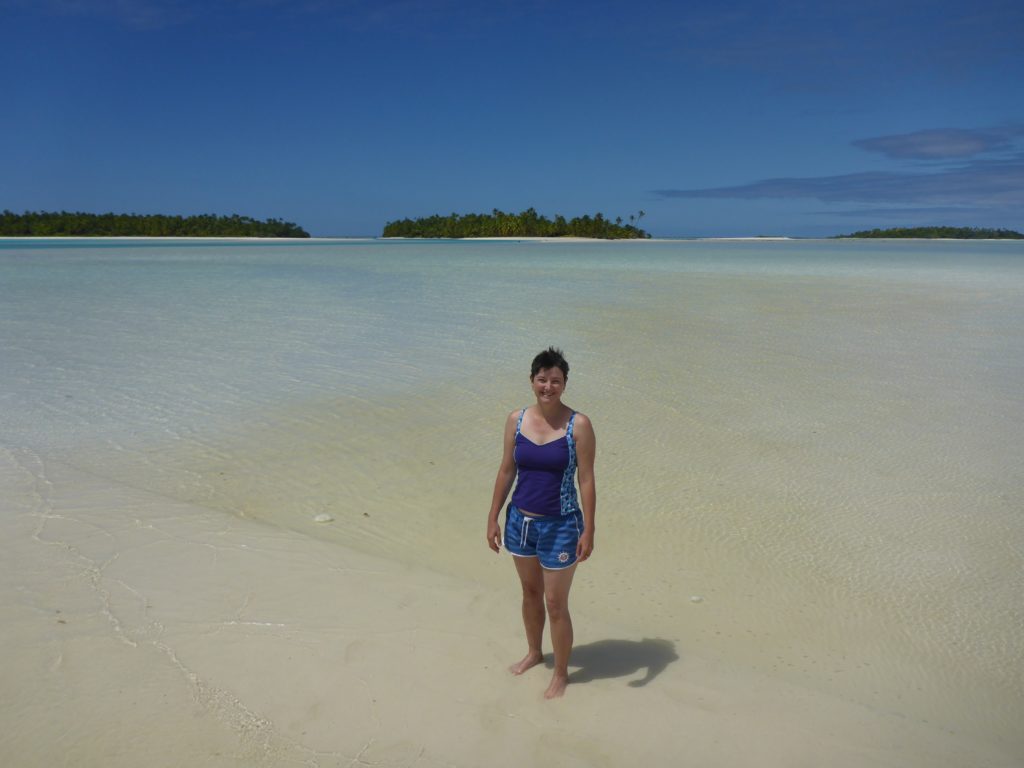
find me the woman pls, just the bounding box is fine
[486,347,596,699]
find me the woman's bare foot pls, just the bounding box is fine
[509,650,544,675]
[544,672,569,699]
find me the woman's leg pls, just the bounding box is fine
[541,563,578,698]
[510,555,545,675]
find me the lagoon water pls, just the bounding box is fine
[2,237,1023,758]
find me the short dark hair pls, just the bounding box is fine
[530,347,569,380]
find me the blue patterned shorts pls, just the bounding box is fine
[504,504,584,570]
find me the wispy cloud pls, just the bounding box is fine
[853,126,1024,160]
[654,155,1024,208]
[1,0,199,28]
[806,206,997,218]
[803,204,1022,230]
[657,123,1024,211]
[1,0,543,31]
[627,0,1024,82]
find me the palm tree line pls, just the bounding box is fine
[1,210,310,238]
[382,208,650,239]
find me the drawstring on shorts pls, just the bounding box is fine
[520,516,532,549]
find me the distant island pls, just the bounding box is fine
[837,226,1023,240]
[0,210,310,238]
[382,208,651,239]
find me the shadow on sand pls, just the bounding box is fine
[563,638,679,688]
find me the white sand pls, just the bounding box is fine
[0,236,374,242]
[386,236,659,242]
[1,447,1014,768]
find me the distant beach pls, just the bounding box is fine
[0,236,375,242]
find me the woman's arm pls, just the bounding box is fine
[487,410,519,552]
[573,413,596,561]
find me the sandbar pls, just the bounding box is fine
[1,448,1013,768]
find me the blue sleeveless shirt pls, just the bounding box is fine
[510,408,580,517]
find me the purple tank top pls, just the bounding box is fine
[510,408,580,517]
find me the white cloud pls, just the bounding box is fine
[654,155,1024,208]
[853,126,1024,160]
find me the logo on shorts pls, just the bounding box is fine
[558,551,570,563]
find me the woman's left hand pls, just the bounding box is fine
[576,531,595,562]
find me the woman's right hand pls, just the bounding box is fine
[486,518,502,553]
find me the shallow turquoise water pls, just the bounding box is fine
[3,237,1021,453]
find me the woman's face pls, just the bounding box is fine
[531,367,566,404]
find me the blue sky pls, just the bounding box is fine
[2,0,1022,237]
